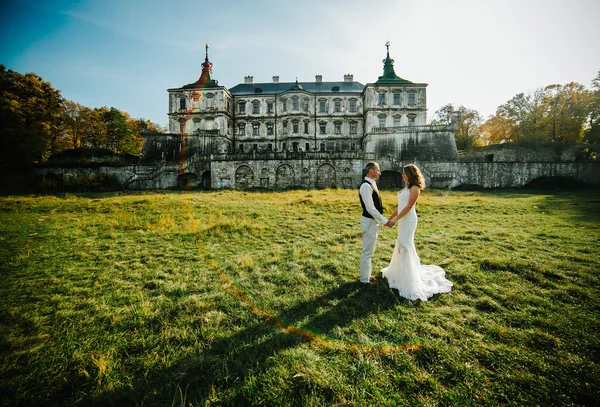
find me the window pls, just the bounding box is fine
[292,98,299,110]
[238,144,244,152]
[320,143,325,152]
[379,93,386,105]
[393,93,400,105]
[267,143,273,151]
[350,142,356,151]
[394,117,401,127]
[408,93,416,105]
[304,122,309,134]
[179,121,185,134]
[282,142,287,151]
[253,123,259,136]
[252,101,259,114]
[379,116,386,128]
[239,102,246,114]
[350,122,357,135]
[179,98,186,110]
[293,120,299,133]
[334,122,341,134]
[335,100,341,112]
[238,123,245,136]
[206,94,214,108]
[349,99,357,112]
[305,143,310,151]
[267,122,274,135]
[267,102,274,113]
[319,100,326,113]
[408,117,415,126]
[293,142,299,152]
[283,121,288,130]
[253,144,258,151]
[319,122,326,135]
[282,99,287,112]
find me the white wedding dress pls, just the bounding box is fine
[382,188,453,301]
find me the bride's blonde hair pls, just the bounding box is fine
[403,164,425,189]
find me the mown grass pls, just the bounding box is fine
[0,188,599,406]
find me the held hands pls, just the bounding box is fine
[384,219,396,228]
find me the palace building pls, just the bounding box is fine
[138,43,459,189]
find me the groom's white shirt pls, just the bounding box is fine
[359,177,388,225]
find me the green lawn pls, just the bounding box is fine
[1,188,599,406]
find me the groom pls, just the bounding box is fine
[359,162,393,284]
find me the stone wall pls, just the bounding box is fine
[364,127,459,162]
[381,161,600,189]
[33,160,600,191]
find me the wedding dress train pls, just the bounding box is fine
[381,188,453,301]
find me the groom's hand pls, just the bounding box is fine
[384,220,394,228]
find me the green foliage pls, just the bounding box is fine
[0,66,161,170]
[0,64,63,167]
[432,104,483,150]
[1,189,599,406]
[584,71,600,143]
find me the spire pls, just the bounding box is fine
[376,41,412,84]
[198,43,213,84]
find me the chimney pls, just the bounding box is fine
[244,76,253,84]
[344,74,353,83]
[315,75,322,83]
[272,76,279,84]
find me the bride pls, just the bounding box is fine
[382,164,453,301]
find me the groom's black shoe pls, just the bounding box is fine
[361,276,376,285]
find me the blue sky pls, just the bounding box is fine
[2,0,599,127]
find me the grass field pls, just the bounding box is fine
[1,188,599,406]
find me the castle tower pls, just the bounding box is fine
[166,44,233,153]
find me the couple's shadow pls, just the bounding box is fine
[90,278,407,406]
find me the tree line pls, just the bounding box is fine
[432,71,600,153]
[2,65,599,169]
[0,65,164,169]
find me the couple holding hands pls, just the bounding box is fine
[358,162,453,301]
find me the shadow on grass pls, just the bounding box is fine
[86,279,406,406]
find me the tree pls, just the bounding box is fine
[432,104,483,150]
[102,107,133,154]
[538,82,588,144]
[584,71,600,143]
[0,65,63,167]
[480,114,517,145]
[61,100,87,149]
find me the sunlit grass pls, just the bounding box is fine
[1,188,599,406]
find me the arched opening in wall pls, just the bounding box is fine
[379,170,403,190]
[575,147,598,161]
[201,171,211,189]
[275,164,295,189]
[235,165,254,189]
[316,163,336,188]
[39,172,62,190]
[177,173,198,190]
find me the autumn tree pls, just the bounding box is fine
[61,100,87,149]
[0,65,63,168]
[538,82,588,144]
[482,82,591,147]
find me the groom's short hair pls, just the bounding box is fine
[364,162,378,177]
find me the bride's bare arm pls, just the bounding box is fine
[391,187,420,223]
